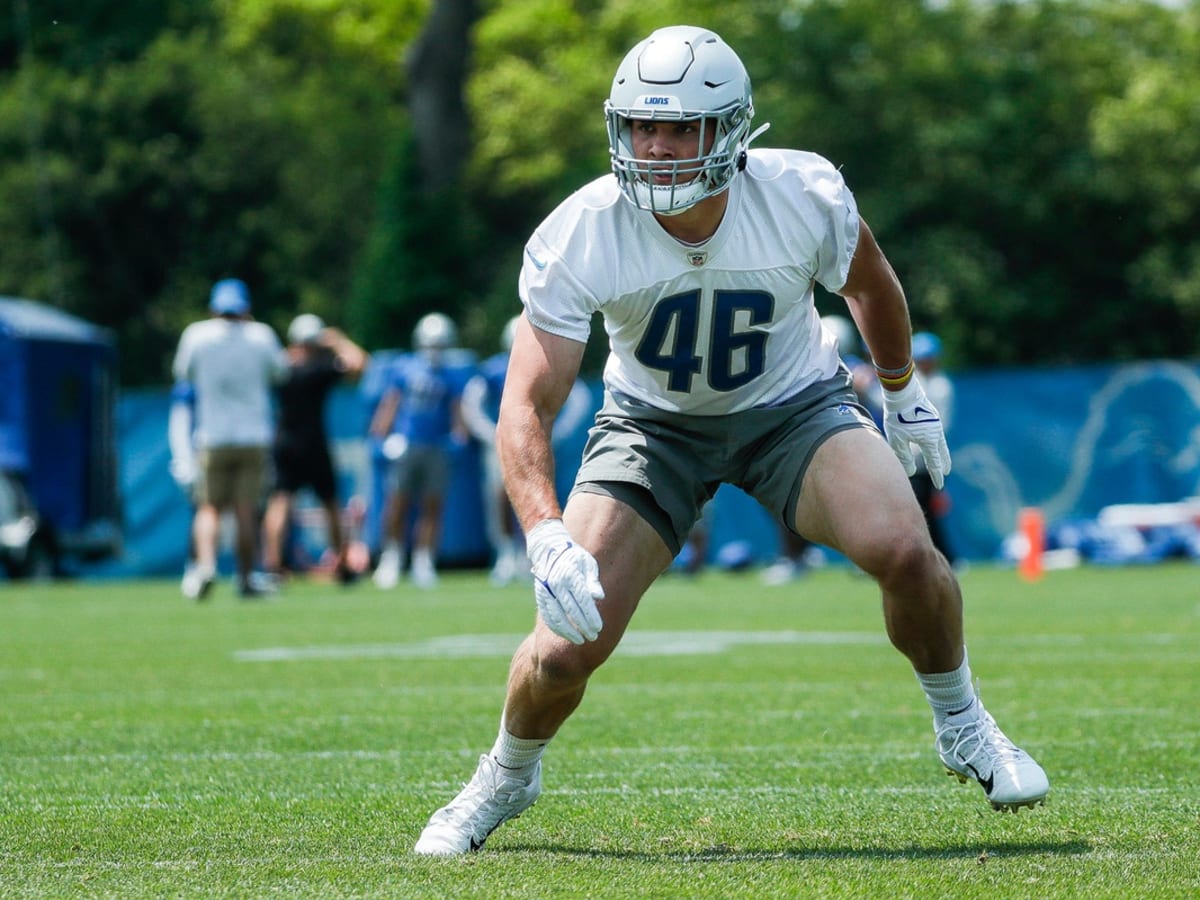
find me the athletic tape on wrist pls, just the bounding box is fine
[875,359,914,388]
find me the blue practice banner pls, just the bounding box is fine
[81,359,1200,578]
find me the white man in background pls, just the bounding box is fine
[172,278,286,599]
[414,26,1047,855]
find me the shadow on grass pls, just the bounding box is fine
[497,839,1091,862]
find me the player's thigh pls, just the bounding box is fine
[231,446,269,508]
[201,447,234,508]
[414,447,450,503]
[793,427,929,569]
[306,450,338,504]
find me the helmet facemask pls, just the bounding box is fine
[606,106,753,216]
[604,26,763,216]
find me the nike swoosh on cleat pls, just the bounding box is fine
[525,248,547,271]
[964,761,994,796]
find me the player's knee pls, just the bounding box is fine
[865,530,943,589]
[531,642,599,689]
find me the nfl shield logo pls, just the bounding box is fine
[687,250,708,267]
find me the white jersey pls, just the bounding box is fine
[172,318,286,448]
[520,148,860,415]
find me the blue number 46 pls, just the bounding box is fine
[634,289,773,393]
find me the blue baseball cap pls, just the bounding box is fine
[209,278,251,316]
[912,331,942,361]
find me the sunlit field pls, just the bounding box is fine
[2,563,1197,897]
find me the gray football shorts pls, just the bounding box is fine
[387,443,450,497]
[570,369,879,555]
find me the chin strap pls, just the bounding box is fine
[737,123,772,172]
[746,122,772,146]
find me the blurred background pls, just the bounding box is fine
[0,0,1197,580]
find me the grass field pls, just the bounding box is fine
[1,562,1197,898]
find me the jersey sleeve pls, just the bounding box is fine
[782,153,859,294]
[519,182,620,345]
[518,234,597,343]
[805,157,861,293]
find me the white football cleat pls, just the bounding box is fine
[372,546,403,590]
[489,551,517,587]
[760,557,805,586]
[411,549,438,590]
[935,701,1049,811]
[181,564,215,601]
[414,754,541,855]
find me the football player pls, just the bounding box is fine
[415,25,1047,855]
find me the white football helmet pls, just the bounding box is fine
[287,313,325,346]
[605,26,763,215]
[413,312,458,351]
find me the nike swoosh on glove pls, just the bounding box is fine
[526,519,604,644]
[881,377,952,489]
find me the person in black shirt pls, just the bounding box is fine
[262,314,368,583]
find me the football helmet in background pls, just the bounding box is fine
[287,313,325,346]
[501,315,521,352]
[413,312,458,351]
[605,25,762,215]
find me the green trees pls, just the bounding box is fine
[0,0,408,383]
[0,0,1195,383]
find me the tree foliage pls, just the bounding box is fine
[0,1,408,383]
[0,0,1195,384]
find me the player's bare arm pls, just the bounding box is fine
[368,388,400,438]
[496,316,586,533]
[499,315,605,646]
[839,218,952,484]
[837,218,912,372]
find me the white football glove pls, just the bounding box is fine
[881,377,952,489]
[526,518,604,645]
[169,457,197,490]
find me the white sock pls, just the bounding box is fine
[916,650,977,720]
[490,719,549,775]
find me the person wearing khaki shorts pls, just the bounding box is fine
[173,278,286,599]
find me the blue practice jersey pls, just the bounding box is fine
[385,354,459,447]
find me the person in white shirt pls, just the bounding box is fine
[172,278,286,599]
[414,26,1047,856]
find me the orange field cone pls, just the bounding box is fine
[1017,507,1045,582]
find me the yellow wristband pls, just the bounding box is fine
[875,359,914,388]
